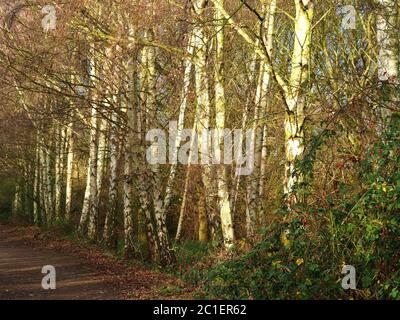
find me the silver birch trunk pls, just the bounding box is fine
[88,118,107,239]
[33,131,41,225]
[214,0,235,249]
[79,103,98,234]
[246,0,276,237]
[284,0,314,204]
[376,0,399,120]
[103,98,119,246]
[65,121,74,221]
[193,0,214,242]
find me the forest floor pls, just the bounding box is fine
[0,223,192,300]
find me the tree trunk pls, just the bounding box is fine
[88,118,107,240]
[193,0,214,243]
[65,121,74,221]
[376,0,399,121]
[214,0,235,249]
[284,0,314,205]
[79,102,98,234]
[103,98,119,247]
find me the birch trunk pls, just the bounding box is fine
[135,58,159,262]
[193,0,213,242]
[376,0,399,120]
[258,0,276,224]
[65,121,74,221]
[214,0,235,249]
[46,127,54,222]
[12,183,21,217]
[144,28,174,264]
[230,50,258,217]
[284,0,314,204]
[103,99,119,247]
[39,135,48,225]
[123,92,136,258]
[33,131,41,225]
[79,49,99,235]
[246,0,276,237]
[79,102,98,234]
[88,118,107,239]
[54,125,66,220]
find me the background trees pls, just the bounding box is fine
[0,0,398,297]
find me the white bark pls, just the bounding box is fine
[284,0,314,203]
[103,97,119,245]
[65,121,74,221]
[214,0,235,249]
[54,125,66,220]
[376,0,399,120]
[145,28,174,264]
[246,0,276,237]
[88,117,107,239]
[39,134,48,225]
[79,48,99,235]
[12,183,21,217]
[123,91,136,257]
[193,0,214,242]
[33,131,41,224]
[79,100,98,234]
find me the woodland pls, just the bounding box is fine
[0,0,399,299]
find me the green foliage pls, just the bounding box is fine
[202,116,400,300]
[176,240,210,266]
[172,241,212,286]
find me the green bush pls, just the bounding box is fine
[203,116,400,300]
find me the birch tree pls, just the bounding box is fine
[79,52,99,235]
[376,0,399,121]
[214,0,235,248]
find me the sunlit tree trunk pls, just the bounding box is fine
[88,118,107,239]
[54,124,66,220]
[33,131,41,225]
[246,0,276,237]
[46,127,54,222]
[103,96,119,247]
[214,0,235,249]
[79,99,98,234]
[246,63,265,237]
[193,0,213,243]
[376,0,399,120]
[143,28,174,264]
[12,183,21,217]
[79,48,99,235]
[230,50,258,217]
[39,134,48,225]
[65,121,74,221]
[135,60,159,262]
[284,0,314,205]
[123,89,136,258]
[258,0,276,224]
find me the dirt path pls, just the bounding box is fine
[0,223,188,300]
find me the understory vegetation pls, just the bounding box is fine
[0,0,399,300]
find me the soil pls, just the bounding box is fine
[0,223,191,300]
